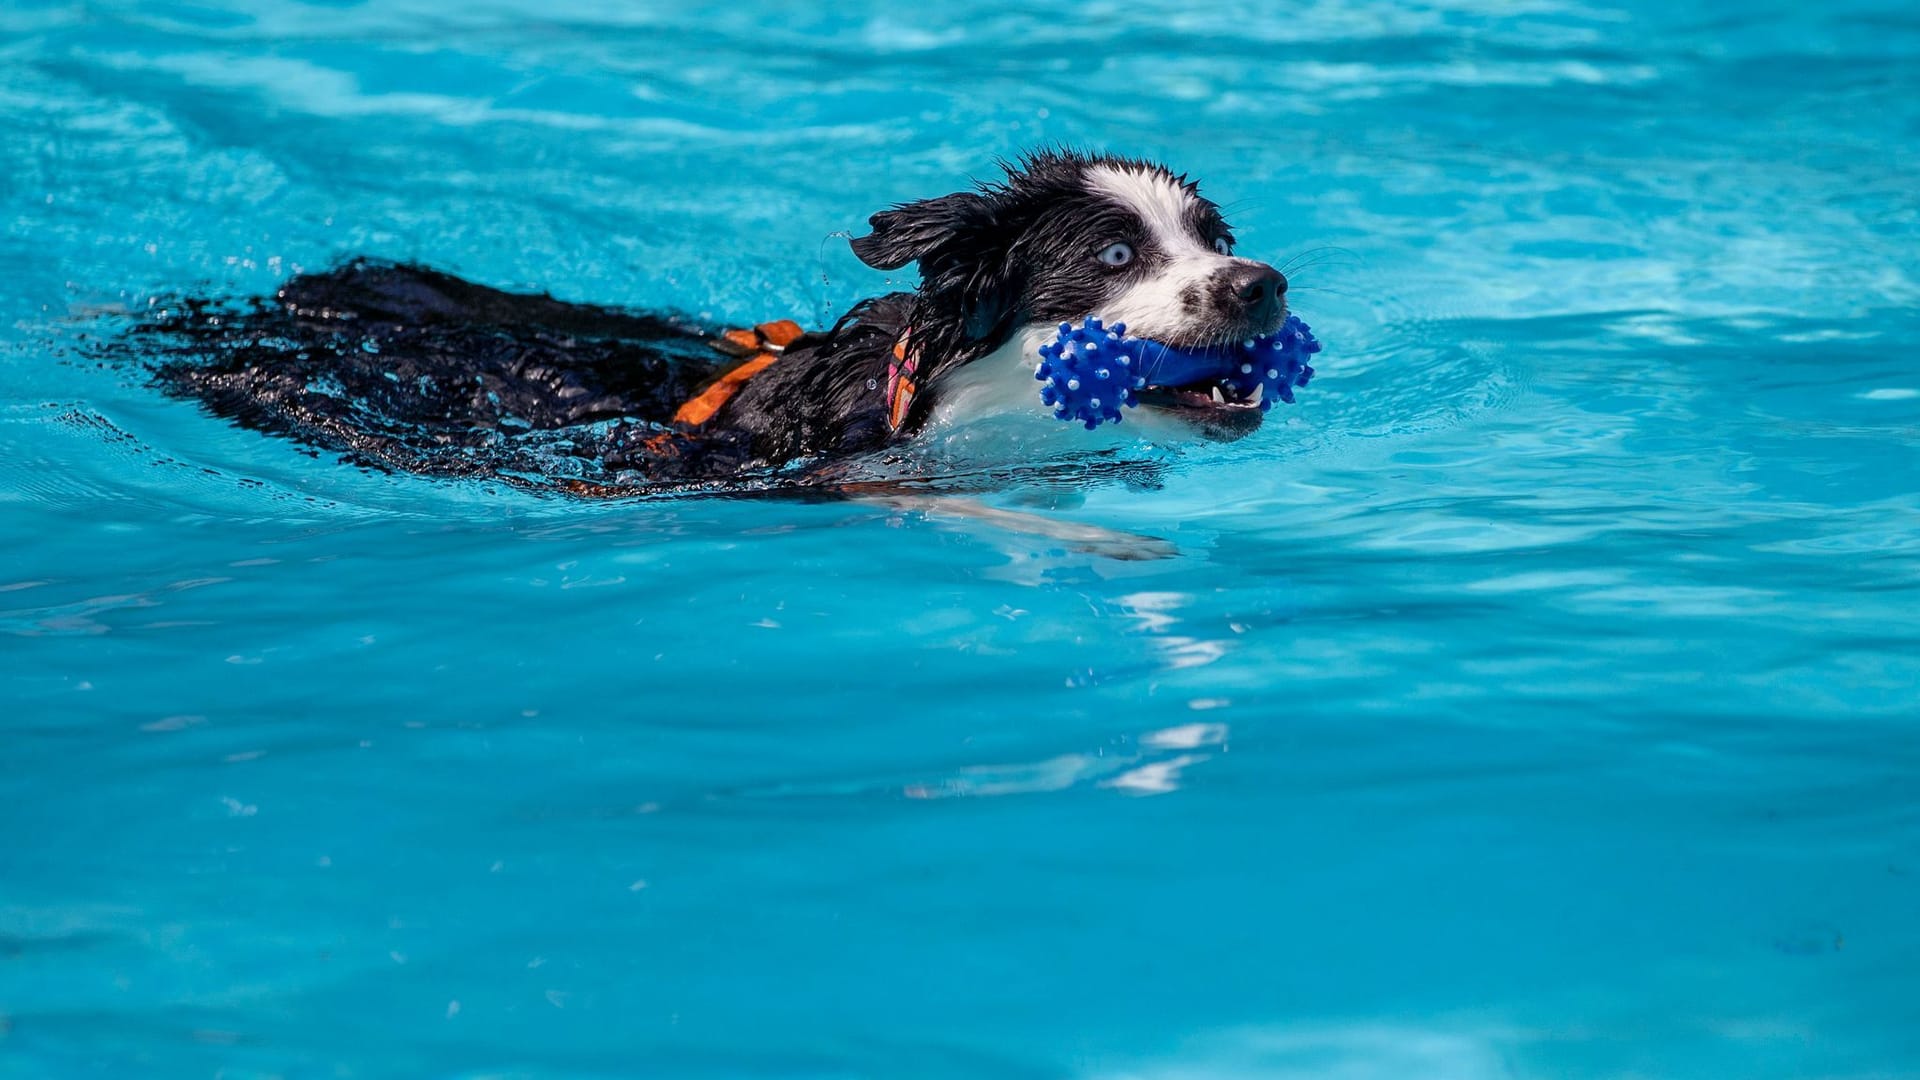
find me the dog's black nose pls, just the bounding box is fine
[1232,264,1287,317]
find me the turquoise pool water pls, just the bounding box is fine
[4,1,1918,1076]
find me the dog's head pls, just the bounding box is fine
[851,149,1288,433]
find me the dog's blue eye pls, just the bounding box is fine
[1097,242,1134,267]
[1212,236,1233,256]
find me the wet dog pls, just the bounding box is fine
[133,149,1289,496]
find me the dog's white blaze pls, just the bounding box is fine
[1086,164,1210,259]
[1085,163,1235,342]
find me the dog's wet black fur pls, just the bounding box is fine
[131,260,926,494]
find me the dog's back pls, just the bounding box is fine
[135,260,879,492]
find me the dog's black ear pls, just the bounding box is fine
[850,192,991,270]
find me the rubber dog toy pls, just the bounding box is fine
[1035,315,1319,428]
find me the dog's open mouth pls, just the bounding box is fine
[1034,317,1310,439]
[1128,336,1270,421]
[1133,382,1266,439]
[1133,379,1265,412]
[1110,331,1290,437]
[1128,369,1268,438]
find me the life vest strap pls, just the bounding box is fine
[670,318,922,435]
[886,330,918,432]
[673,319,806,427]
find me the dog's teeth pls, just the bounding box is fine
[1210,385,1225,404]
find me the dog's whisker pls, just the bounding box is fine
[1279,246,1360,274]
[1281,244,1359,262]
[1286,284,1369,302]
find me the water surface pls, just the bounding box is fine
[3,1,1918,1076]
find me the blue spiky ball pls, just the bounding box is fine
[1034,315,1320,428]
[1033,317,1140,429]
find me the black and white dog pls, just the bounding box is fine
[138,149,1289,495]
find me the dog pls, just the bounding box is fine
[132,148,1289,497]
